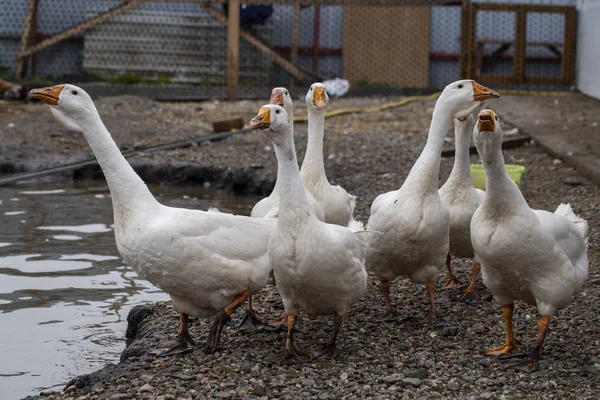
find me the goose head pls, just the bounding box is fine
[473,109,503,161]
[248,104,291,146]
[30,84,95,133]
[270,87,293,111]
[438,80,499,119]
[305,82,329,109]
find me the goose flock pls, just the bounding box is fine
[30,80,588,372]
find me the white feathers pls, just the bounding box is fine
[555,203,588,244]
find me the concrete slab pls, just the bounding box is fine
[492,92,600,186]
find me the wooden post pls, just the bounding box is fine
[16,0,38,78]
[514,5,526,84]
[202,5,313,82]
[227,0,240,100]
[290,1,301,87]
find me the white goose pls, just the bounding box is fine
[251,87,324,221]
[438,115,484,294]
[248,104,367,361]
[300,83,356,226]
[470,109,588,372]
[30,84,276,355]
[365,80,499,322]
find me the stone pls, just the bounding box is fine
[479,359,491,367]
[441,326,459,337]
[301,378,316,387]
[340,372,348,381]
[139,383,154,393]
[383,373,402,383]
[253,384,267,396]
[401,378,422,387]
[65,385,77,393]
[448,381,460,391]
[404,369,429,379]
[480,392,493,399]
[109,394,129,400]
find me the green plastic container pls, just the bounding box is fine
[470,164,526,190]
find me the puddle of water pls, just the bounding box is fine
[0,177,259,399]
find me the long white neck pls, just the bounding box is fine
[447,118,475,185]
[479,137,528,211]
[272,132,312,223]
[78,109,159,227]
[271,104,294,195]
[402,104,453,191]
[300,106,327,184]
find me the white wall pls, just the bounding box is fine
[577,0,600,99]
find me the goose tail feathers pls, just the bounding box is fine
[555,203,588,245]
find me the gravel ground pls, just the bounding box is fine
[4,92,598,399]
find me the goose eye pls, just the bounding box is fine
[285,91,288,95]
[457,84,464,89]
[276,109,280,114]
[495,116,498,121]
[71,90,78,95]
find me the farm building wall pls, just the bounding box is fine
[0,0,579,90]
[576,0,600,99]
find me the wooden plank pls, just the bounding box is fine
[15,0,145,60]
[514,5,526,84]
[343,5,430,88]
[562,7,576,84]
[15,0,38,78]
[227,0,240,100]
[202,5,314,82]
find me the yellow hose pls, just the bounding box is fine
[292,90,568,123]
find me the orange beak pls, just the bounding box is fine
[29,84,66,106]
[472,82,500,101]
[247,106,271,129]
[270,89,284,107]
[477,109,497,132]
[312,86,326,108]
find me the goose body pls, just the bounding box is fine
[438,115,484,292]
[31,84,275,355]
[251,87,325,221]
[365,80,499,320]
[300,83,355,226]
[470,109,588,371]
[249,104,367,359]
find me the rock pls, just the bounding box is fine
[401,378,422,387]
[383,374,402,383]
[441,326,459,337]
[39,390,59,396]
[125,305,154,340]
[447,381,460,391]
[253,383,267,396]
[65,385,77,393]
[480,392,493,399]
[109,395,129,400]
[167,373,195,381]
[340,372,348,381]
[564,177,582,186]
[139,383,154,393]
[479,359,491,367]
[404,369,429,379]
[301,378,316,387]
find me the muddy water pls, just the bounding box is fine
[0,178,259,400]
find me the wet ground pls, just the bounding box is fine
[0,177,258,400]
[0,91,598,399]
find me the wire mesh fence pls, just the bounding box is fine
[0,0,578,100]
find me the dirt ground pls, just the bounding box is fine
[2,90,598,400]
